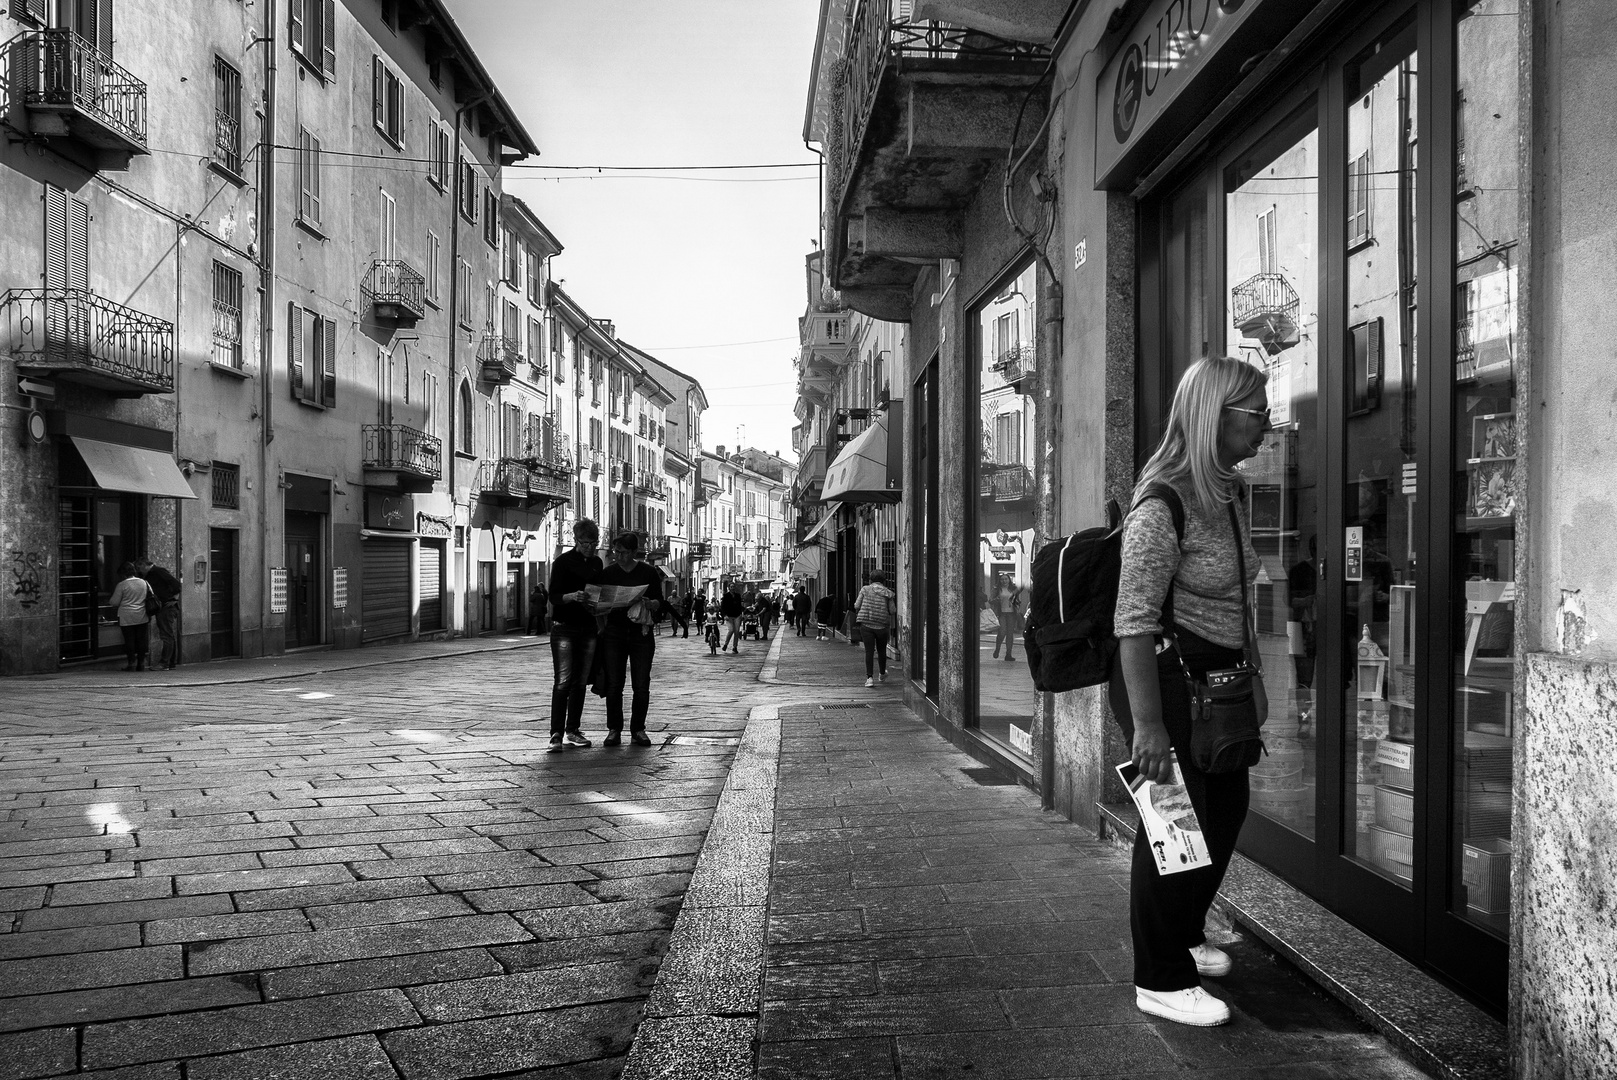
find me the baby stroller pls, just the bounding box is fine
[741,604,762,640]
[703,609,723,655]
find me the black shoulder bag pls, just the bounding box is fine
[1178,501,1267,774]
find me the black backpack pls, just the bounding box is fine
[1022,483,1185,692]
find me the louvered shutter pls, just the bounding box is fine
[372,57,384,131]
[11,0,45,24]
[288,0,303,55]
[1367,317,1382,381]
[95,0,112,56]
[321,315,337,407]
[44,185,67,289]
[67,196,89,290]
[320,0,336,78]
[391,75,405,150]
[287,303,304,400]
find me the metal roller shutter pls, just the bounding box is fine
[419,542,444,632]
[362,539,411,641]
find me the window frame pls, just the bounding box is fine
[371,55,406,150]
[212,55,243,178]
[288,0,336,82]
[211,260,245,370]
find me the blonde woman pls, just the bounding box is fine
[1110,355,1270,1027]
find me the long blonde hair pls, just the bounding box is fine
[1135,355,1268,513]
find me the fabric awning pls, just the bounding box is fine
[799,501,841,544]
[791,546,823,576]
[71,438,197,499]
[821,413,900,504]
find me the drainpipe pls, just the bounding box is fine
[256,0,278,653]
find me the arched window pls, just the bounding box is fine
[458,381,474,454]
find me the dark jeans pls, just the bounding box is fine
[528,607,547,635]
[152,602,180,666]
[760,613,772,639]
[993,611,1017,658]
[862,626,891,677]
[119,623,150,668]
[549,627,598,736]
[794,610,809,635]
[1108,627,1249,992]
[668,609,690,637]
[600,632,655,732]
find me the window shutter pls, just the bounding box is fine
[66,193,89,290]
[321,316,337,407]
[11,0,46,25]
[372,57,383,130]
[392,76,405,150]
[95,0,112,55]
[308,133,321,222]
[289,0,304,55]
[320,0,336,77]
[287,302,304,400]
[44,185,66,289]
[1367,316,1383,381]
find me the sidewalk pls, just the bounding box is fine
[626,630,1432,1079]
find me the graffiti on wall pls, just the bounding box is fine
[10,550,48,609]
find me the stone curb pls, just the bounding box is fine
[620,703,782,1080]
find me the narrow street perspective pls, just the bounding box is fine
[3,0,1612,1078]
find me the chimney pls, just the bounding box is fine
[716,445,726,457]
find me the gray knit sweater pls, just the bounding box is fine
[1114,479,1258,650]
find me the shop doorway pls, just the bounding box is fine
[57,492,146,662]
[209,528,238,658]
[504,565,523,631]
[284,511,323,648]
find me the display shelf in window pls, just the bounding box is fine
[1465,457,1515,522]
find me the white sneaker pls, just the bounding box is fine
[1135,985,1230,1026]
[879,671,887,683]
[1190,943,1231,977]
[864,677,874,688]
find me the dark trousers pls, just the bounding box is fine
[600,632,655,732]
[528,606,547,635]
[760,613,772,639]
[668,609,690,637]
[549,628,597,736]
[794,610,809,635]
[120,623,150,668]
[1109,628,1249,992]
[151,602,180,666]
[862,627,891,677]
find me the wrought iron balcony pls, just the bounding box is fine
[527,467,571,504]
[477,458,530,506]
[5,29,148,167]
[990,341,1036,385]
[980,462,1033,503]
[1231,273,1301,355]
[362,260,426,326]
[523,431,573,478]
[362,424,441,493]
[2,288,172,395]
[824,0,1049,319]
[478,333,520,383]
[587,446,605,474]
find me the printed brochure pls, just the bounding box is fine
[1117,755,1210,876]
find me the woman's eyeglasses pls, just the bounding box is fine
[1225,405,1272,422]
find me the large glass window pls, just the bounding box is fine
[1450,0,1518,937]
[972,263,1037,759]
[1226,108,1321,839]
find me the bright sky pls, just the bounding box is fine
[447,0,822,461]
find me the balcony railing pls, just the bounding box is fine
[1232,273,1301,334]
[477,458,530,504]
[587,446,605,473]
[362,260,426,325]
[2,288,172,395]
[523,431,573,478]
[362,424,442,491]
[6,29,148,153]
[980,462,1033,502]
[478,333,520,383]
[528,468,570,502]
[990,341,1036,384]
[832,0,1048,215]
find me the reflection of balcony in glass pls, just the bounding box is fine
[3,287,173,395]
[980,462,1033,503]
[1232,273,1301,355]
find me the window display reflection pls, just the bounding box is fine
[1452,0,1518,936]
[974,263,1037,759]
[1225,112,1321,839]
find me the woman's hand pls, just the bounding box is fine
[1118,634,1175,784]
[1131,719,1175,785]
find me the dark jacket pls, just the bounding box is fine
[598,561,664,639]
[792,591,811,615]
[144,565,182,604]
[549,549,602,634]
[719,592,744,618]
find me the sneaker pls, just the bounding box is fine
[1190,943,1232,978]
[879,671,887,683]
[864,677,874,688]
[603,731,621,747]
[547,734,564,753]
[630,731,653,746]
[1136,986,1230,1027]
[563,731,592,748]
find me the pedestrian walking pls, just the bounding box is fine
[719,586,744,653]
[106,562,154,672]
[813,593,834,640]
[691,591,708,639]
[759,593,777,640]
[546,519,603,753]
[665,581,690,638]
[136,557,182,669]
[991,574,1019,662]
[853,571,897,687]
[1110,355,1269,1028]
[792,586,811,636]
[528,580,548,635]
[597,531,664,746]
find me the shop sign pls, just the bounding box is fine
[416,512,453,538]
[1096,0,1262,185]
[332,567,348,609]
[506,529,531,557]
[366,492,412,531]
[270,568,288,614]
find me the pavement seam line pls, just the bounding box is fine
[756,630,786,684]
[619,703,781,1080]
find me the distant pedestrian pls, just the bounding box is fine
[813,593,834,641]
[528,580,548,635]
[760,593,778,640]
[136,557,181,669]
[597,532,664,746]
[547,520,603,753]
[106,562,153,672]
[665,581,690,638]
[691,591,708,634]
[719,586,744,653]
[792,586,811,636]
[853,571,896,687]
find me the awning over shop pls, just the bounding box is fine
[70,437,197,499]
[791,545,823,576]
[800,501,841,544]
[821,412,899,504]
